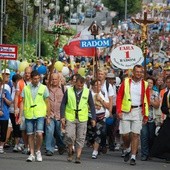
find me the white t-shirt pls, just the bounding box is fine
[130,80,142,106]
[101,80,115,117]
[2,84,11,93]
[112,84,117,106]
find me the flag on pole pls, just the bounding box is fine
[63,27,95,57]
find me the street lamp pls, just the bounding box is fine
[0,0,4,44]
[0,0,7,70]
[34,0,42,58]
[64,0,82,31]
[15,0,28,60]
[125,0,127,20]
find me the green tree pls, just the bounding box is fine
[103,0,142,20]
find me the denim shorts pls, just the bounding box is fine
[25,117,45,135]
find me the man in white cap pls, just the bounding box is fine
[1,68,13,149]
[1,69,11,93]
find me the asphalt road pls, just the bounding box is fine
[71,7,112,33]
[0,146,170,170]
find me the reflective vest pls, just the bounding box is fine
[23,84,47,119]
[65,87,89,122]
[122,78,149,116]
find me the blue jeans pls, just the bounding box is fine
[25,117,45,135]
[140,121,156,157]
[45,118,65,153]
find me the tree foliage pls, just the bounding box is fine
[103,0,142,19]
[1,0,75,60]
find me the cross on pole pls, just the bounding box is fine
[132,12,158,41]
[132,12,158,79]
[88,21,100,92]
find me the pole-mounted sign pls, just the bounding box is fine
[80,38,111,48]
[0,44,18,60]
[111,44,144,69]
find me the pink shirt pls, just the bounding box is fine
[49,86,64,120]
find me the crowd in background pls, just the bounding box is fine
[0,2,170,165]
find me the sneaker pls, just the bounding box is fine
[54,145,58,152]
[36,151,42,162]
[124,152,131,162]
[26,154,35,162]
[115,144,120,151]
[92,154,98,159]
[166,158,170,163]
[101,147,107,154]
[75,157,81,164]
[121,150,125,157]
[4,144,10,148]
[22,148,30,155]
[13,145,22,152]
[46,150,53,156]
[0,148,4,154]
[67,152,73,162]
[141,155,148,161]
[130,158,136,165]
[58,147,66,155]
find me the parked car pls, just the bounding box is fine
[94,3,103,11]
[85,8,96,18]
[70,13,81,25]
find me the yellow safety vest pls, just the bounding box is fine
[122,78,149,116]
[65,87,89,122]
[23,84,47,119]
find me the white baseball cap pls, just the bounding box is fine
[106,72,115,78]
[1,69,10,74]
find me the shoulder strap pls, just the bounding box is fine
[61,84,65,94]
[106,80,109,93]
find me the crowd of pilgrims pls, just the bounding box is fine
[0,58,170,164]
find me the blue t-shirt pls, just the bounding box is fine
[0,89,12,120]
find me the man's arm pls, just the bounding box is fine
[60,90,68,128]
[108,96,113,116]
[17,98,24,125]
[14,81,22,115]
[88,91,96,120]
[14,90,20,115]
[45,97,51,118]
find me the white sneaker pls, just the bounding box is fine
[92,150,98,159]
[0,148,4,154]
[13,145,22,152]
[92,153,98,159]
[54,145,58,152]
[36,151,42,162]
[115,144,120,151]
[26,154,35,162]
[13,145,19,152]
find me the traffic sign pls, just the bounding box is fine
[80,38,111,48]
[0,44,18,60]
[110,44,144,69]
